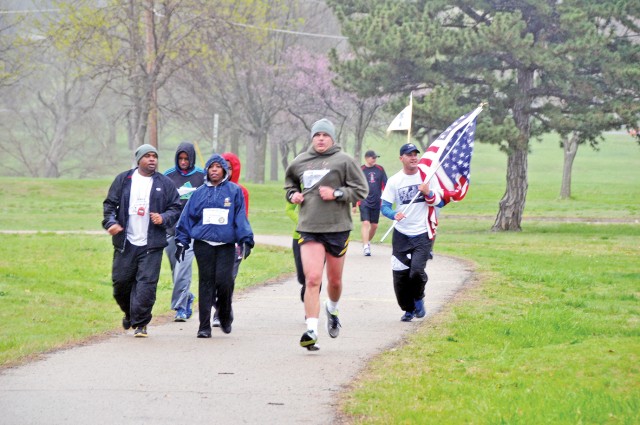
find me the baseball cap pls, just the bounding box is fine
[399,143,420,156]
[364,150,380,158]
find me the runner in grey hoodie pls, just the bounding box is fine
[284,118,368,351]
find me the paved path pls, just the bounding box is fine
[0,235,473,425]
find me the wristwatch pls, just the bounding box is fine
[333,189,344,200]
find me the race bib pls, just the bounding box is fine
[129,201,147,216]
[302,169,330,189]
[203,208,229,225]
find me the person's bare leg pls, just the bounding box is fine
[324,254,346,338]
[300,242,325,320]
[361,220,371,246]
[369,222,379,242]
[325,254,345,303]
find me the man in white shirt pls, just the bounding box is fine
[102,144,182,337]
[380,143,447,322]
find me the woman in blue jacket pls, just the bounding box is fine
[175,154,254,338]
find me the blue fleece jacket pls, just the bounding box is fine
[175,154,254,248]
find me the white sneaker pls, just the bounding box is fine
[211,311,221,327]
[363,244,371,256]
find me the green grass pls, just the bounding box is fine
[0,132,638,422]
[0,232,292,366]
[343,220,640,424]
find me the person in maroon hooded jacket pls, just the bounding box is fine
[210,152,250,327]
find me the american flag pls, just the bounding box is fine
[417,105,482,203]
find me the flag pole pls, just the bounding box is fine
[193,141,206,168]
[380,104,484,242]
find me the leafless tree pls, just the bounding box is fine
[0,46,104,177]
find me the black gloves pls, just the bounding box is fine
[242,242,252,259]
[175,242,187,262]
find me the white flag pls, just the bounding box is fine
[386,104,412,133]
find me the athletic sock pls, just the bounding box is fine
[327,300,339,314]
[306,318,319,334]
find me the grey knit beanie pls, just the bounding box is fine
[310,118,336,142]
[135,144,158,163]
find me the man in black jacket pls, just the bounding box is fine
[102,144,182,337]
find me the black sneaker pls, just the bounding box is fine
[122,316,131,330]
[401,311,415,322]
[325,301,341,338]
[218,308,233,333]
[134,326,148,337]
[197,330,211,338]
[300,330,319,351]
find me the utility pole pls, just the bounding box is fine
[145,0,158,148]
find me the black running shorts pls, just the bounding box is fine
[359,205,381,224]
[298,231,350,258]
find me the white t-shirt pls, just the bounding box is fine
[127,170,153,246]
[381,171,438,236]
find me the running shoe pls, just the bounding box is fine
[197,330,211,338]
[300,330,319,351]
[220,323,232,334]
[363,244,371,256]
[414,299,426,318]
[134,326,148,337]
[212,311,221,327]
[401,311,415,322]
[325,301,341,338]
[122,316,131,330]
[186,293,195,319]
[174,308,187,322]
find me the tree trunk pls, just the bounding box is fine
[44,132,65,178]
[353,103,366,160]
[107,114,118,149]
[492,68,533,231]
[246,131,267,183]
[131,84,149,149]
[127,110,135,150]
[43,104,71,178]
[230,130,239,154]
[269,135,278,181]
[560,133,579,199]
[492,146,528,231]
[279,140,290,172]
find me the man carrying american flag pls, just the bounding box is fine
[380,105,482,322]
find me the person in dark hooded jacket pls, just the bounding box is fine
[209,152,250,327]
[175,154,254,338]
[163,142,205,321]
